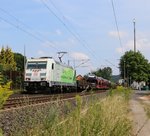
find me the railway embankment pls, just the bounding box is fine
[0,87,132,136]
[0,91,107,135]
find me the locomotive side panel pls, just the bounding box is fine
[51,61,76,86]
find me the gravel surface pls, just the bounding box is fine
[130,90,150,136]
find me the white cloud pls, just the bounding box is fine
[37,50,46,56]
[116,48,124,54]
[56,29,62,36]
[70,52,89,60]
[109,31,127,38]
[116,37,150,54]
[41,38,77,52]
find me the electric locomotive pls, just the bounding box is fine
[24,57,76,93]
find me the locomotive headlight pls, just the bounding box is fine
[26,78,31,81]
[41,78,46,81]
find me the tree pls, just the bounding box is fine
[0,47,6,71]
[5,46,16,71]
[0,47,6,63]
[13,53,26,89]
[92,67,112,80]
[119,50,150,82]
[0,46,16,81]
[0,46,16,71]
[14,53,26,72]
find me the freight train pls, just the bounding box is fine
[76,75,110,91]
[24,57,110,93]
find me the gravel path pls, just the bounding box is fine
[130,90,150,136]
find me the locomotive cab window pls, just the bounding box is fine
[27,61,47,69]
[37,62,47,69]
[27,62,36,69]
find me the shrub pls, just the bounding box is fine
[0,82,13,109]
[108,86,132,100]
[0,81,13,136]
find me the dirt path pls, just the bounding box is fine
[130,90,150,136]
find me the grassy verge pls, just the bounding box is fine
[0,82,13,109]
[143,104,150,118]
[1,86,132,136]
[0,82,13,136]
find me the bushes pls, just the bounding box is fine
[0,82,13,136]
[109,86,132,101]
[0,82,13,109]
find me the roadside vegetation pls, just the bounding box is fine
[0,81,13,136]
[0,82,13,109]
[143,103,150,119]
[0,86,132,136]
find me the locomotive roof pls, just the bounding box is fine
[27,57,74,69]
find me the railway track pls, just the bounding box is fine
[2,90,106,110]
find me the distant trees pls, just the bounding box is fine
[119,50,150,82]
[91,67,112,80]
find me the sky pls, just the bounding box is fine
[0,0,150,76]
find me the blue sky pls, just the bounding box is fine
[0,0,150,75]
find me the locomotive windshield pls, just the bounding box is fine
[27,61,47,69]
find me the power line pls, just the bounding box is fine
[40,0,99,60]
[0,8,92,67]
[0,7,65,52]
[110,0,123,53]
[0,15,59,51]
[105,59,118,69]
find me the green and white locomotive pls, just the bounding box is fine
[24,57,76,93]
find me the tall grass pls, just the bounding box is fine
[0,81,13,136]
[109,86,132,101]
[143,103,150,119]
[0,86,132,136]
[53,95,132,136]
[0,82,13,109]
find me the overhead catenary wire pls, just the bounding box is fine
[0,7,61,52]
[0,16,60,52]
[105,59,119,69]
[0,3,113,71]
[0,7,92,68]
[40,0,99,61]
[49,0,99,58]
[49,0,116,70]
[110,0,124,53]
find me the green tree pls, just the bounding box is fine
[5,46,16,71]
[92,67,112,80]
[119,50,150,82]
[14,53,26,72]
[101,67,112,80]
[13,53,26,89]
[0,46,16,82]
[0,46,6,71]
